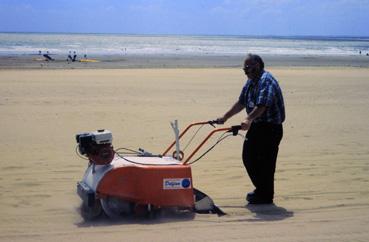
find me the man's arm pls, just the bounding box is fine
[217,101,245,124]
[241,105,267,130]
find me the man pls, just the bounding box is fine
[217,54,285,204]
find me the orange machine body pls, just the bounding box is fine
[96,156,195,208]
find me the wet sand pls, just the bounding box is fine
[0,67,369,241]
[1,54,369,69]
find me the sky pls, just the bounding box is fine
[1,0,369,36]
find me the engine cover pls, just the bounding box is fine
[76,130,114,165]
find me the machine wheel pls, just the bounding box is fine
[100,196,134,219]
[80,200,103,220]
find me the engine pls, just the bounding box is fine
[76,129,114,165]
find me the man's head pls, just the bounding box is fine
[243,54,264,81]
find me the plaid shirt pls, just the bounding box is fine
[238,70,285,124]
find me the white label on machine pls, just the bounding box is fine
[163,178,192,189]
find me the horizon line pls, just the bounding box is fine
[1,31,369,39]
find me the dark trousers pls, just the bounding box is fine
[242,122,283,200]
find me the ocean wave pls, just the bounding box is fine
[0,33,367,56]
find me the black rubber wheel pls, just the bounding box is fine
[100,196,134,219]
[80,200,103,220]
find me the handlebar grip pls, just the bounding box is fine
[208,119,224,126]
[231,125,242,130]
[229,125,242,136]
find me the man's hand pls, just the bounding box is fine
[240,105,266,130]
[216,101,245,125]
[241,118,253,130]
[215,117,227,125]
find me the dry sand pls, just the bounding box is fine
[0,67,369,241]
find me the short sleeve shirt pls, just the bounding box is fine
[238,70,285,124]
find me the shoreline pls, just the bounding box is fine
[1,54,368,69]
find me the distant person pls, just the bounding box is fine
[67,51,73,62]
[216,54,285,204]
[43,51,54,61]
[72,51,77,62]
[366,53,369,56]
[359,50,362,55]
[38,50,42,55]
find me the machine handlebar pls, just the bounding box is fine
[162,121,243,164]
[208,120,242,135]
[229,125,242,136]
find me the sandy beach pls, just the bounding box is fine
[1,66,369,241]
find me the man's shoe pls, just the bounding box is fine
[246,191,256,202]
[247,193,273,204]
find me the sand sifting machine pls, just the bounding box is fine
[75,120,242,220]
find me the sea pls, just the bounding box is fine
[0,32,368,57]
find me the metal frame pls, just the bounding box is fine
[162,121,234,165]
